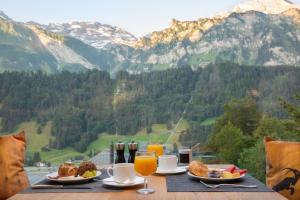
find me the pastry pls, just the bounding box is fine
[77,161,97,178]
[189,160,208,177]
[58,162,78,177]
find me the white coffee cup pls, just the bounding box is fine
[158,155,178,171]
[107,163,135,183]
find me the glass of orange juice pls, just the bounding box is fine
[147,144,164,157]
[134,151,157,194]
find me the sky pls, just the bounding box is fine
[1,0,300,37]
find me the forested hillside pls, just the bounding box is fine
[0,63,299,153]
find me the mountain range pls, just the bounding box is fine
[1,0,300,74]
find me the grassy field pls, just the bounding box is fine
[2,120,192,165]
[86,123,172,154]
[0,121,53,153]
[164,119,189,148]
[15,121,53,153]
[0,121,84,164]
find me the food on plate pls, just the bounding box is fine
[224,165,247,176]
[189,161,208,177]
[189,163,247,179]
[221,171,240,178]
[224,165,236,173]
[233,169,247,175]
[232,172,241,178]
[54,161,98,179]
[77,161,97,178]
[58,162,78,177]
[220,166,247,178]
[208,169,222,178]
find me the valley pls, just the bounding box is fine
[1,120,189,165]
[0,64,298,166]
[0,0,300,169]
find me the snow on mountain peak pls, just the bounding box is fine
[46,21,137,49]
[0,10,12,21]
[233,0,299,14]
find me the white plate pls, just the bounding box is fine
[187,171,245,183]
[46,171,101,184]
[102,176,144,187]
[155,166,187,175]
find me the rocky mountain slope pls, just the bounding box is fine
[119,0,300,72]
[134,0,300,49]
[124,10,300,72]
[134,17,224,48]
[1,0,300,74]
[46,22,137,49]
[0,15,114,73]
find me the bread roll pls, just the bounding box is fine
[189,160,208,177]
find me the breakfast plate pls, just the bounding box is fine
[155,166,187,175]
[102,176,144,187]
[187,171,245,183]
[46,171,102,184]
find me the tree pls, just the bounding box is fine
[238,95,300,182]
[214,98,262,136]
[253,116,287,139]
[37,126,42,134]
[210,122,244,164]
[238,140,266,182]
[146,126,152,134]
[33,152,41,163]
[166,122,173,130]
[25,155,34,166]
[280,94,300,123]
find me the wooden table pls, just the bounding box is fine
[10,165,287,200]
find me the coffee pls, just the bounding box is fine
[178,149,192,165]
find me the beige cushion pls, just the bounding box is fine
[265,137,300,200]
[0,131,29,200]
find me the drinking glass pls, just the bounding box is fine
[134,151,157,194]
[147,144,164,157]
[178,148,192,165]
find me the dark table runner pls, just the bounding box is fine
[167,173,274,192]
[21,170,124,193]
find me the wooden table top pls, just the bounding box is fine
[10,165,287,200]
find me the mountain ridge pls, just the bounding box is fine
[134,0,300,49]
[118,9,300,73]
[2,0,300,74]
[0,17,102,73]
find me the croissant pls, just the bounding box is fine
[188,160,208,177]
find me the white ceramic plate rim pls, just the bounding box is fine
[187,171,245,182]
[102,176,144,187]
[46,171,101,183]
[156,166,187,174]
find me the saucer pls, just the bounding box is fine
[102,176,144,187]
[155,166,187,175]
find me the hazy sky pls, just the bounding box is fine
[1,0,300,37]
